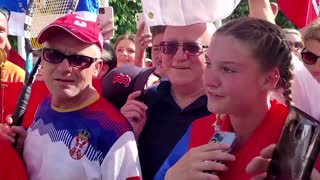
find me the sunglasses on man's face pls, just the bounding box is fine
[301,49,320,65]
[42,48,97,69]
[159,41,208,56]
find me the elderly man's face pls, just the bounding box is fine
[161,24,212,87]
[0,13,8,49]
[41,30,102,106]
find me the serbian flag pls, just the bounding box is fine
[278,0,320,28]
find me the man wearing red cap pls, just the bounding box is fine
[1,14,141,180]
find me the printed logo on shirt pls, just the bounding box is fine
[112,73,131,87]
[69,129,91,160]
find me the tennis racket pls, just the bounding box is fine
[11,0,80,128]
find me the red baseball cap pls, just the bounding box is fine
[37,14,103,51]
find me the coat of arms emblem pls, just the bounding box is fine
[69,129,91,160]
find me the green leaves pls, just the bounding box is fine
[226,0,295,28]
[109,0,143,43]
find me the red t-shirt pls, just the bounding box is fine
[187,100,320,179]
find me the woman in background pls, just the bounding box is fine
[114,23,152,68]
[300,19,320,83]
[114,33,137,67]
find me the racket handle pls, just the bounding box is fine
[11,85,30,148]
[11,85,31,127]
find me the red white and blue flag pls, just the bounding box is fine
[278,0,320,28]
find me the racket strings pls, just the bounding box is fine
[30,0,73,49]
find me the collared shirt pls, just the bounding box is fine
[138,80,211,180]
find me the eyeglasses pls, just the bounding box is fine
[301,49,320,65]
[159,41,208,56]
[42,48,97,69]
[288,41,303,50]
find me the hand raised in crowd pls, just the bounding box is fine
[134,22,152,67]
[0,115,27,155]
[165,143,236,180]
[246,144,320,180]
[97,18,115,41]
[120,91,148,140]
[248,0,278,24]
[135,22,152,50]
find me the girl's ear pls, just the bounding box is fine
[260,68,280,92]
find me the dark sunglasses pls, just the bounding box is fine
[159,41,208,56]
[42,48,97,69]
[288,41,303,50]
[301,49,320,65]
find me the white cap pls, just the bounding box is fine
[141,0,241,26]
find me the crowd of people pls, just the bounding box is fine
[1,0,320,179]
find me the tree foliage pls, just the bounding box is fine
[227,0,296,29]
[109,0,143,42]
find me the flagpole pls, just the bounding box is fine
[17,36,26,65]
[0,84,6,123]
[0,48,7,123]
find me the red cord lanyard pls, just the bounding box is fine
[212,114,227,132]
[210,114,236,146]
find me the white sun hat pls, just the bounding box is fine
[141,0,241,26]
